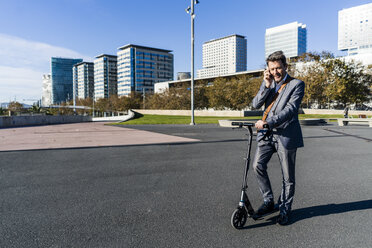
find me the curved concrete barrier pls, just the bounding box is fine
[0,115,91,128]
[117,110,135,123]
[299,118,327,126]
[92,110,136,123]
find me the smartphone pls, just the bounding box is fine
[266,67,274,80]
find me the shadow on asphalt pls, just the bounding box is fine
[324,129,372,142]
[243,199,372,229]
[0,139,247,153]
[1,134,351,153]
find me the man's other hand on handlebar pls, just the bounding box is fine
[255,120,268,130]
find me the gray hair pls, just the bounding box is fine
[266,51,287,67]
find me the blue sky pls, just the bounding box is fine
[0,0,371,103]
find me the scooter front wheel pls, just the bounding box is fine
[231,207,247,229]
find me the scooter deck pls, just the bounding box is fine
[253,205,280,219]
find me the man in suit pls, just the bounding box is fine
[252,51,305,225]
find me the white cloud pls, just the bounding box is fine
[0,66,43,102]
[0,33,92,103]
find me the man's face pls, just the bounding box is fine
[267,60,287,82]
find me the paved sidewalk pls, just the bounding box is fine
[0,122,199,151]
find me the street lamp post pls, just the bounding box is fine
[186,0,199,125]
[92,96,95,118]
[73,82,76,113]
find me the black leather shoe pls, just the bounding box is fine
[277,212,290,225]
[275,196,281,210]
[274,203,280,211]
[256,201,275,216]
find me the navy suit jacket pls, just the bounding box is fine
[252,75,305,150]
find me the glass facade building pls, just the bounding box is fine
[197,34,247,78]
[73,62,94,99]
[94,54,117,100]
[117,44,174,96]
[338,3,372,56]
[265,22,307,59]
[51,57,83,104]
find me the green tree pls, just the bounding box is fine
[30,105,41,113]
[58,102,74,115]
[194,82,209,109]
[295,60,328,108]
[95,98,110,113]
[8,101,23,112]
[147,83,192,110]
[238,75,262,109]
[76,97,93,115]
[293,51,372,108]
[206,75,261,110]
[205,77,230,110]
[290,51,334,63]
[322,59,371,107]
[115,93,142,111]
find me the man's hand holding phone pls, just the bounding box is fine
[264,69,273,88]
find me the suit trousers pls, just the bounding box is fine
[252,134,297,213]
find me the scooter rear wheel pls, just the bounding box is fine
[231,207,247,229]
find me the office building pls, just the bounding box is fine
[117,44,174,96]
[51,57,83,104]
[338,3,372,56]
[197,34,247,78]
[41,74,52,107]
[94,54,117,100]
[265,22,307,59]
[73,62,94,99]
[155,69,263,93]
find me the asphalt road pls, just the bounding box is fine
[1,123,371,247]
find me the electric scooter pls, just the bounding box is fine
[230,121,271,229]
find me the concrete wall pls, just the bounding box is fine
[0,115,92,128]
[133,109,247,117]
[133,108,372,117]
[301,109,372,116]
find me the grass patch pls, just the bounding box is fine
[111,113,369,125]
[299,114,367,122]
[299,114,344,119]
[112,114,260,125]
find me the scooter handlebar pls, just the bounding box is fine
[231,122,254,128]
[231,122,270,131]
